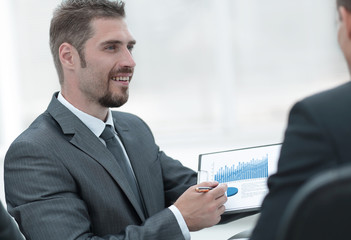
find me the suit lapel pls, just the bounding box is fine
[47,93,146,221]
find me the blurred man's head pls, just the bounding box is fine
[337,0,351,10]
[337,0,351,73]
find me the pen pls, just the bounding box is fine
[195,187,213,193]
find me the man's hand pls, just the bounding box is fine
[174,181,228,231]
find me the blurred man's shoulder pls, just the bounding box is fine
[302,81,351,108]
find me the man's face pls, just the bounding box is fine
[77,17,136,108]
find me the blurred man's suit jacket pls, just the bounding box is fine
[251,82,351,240]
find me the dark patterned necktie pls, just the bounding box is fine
[100,125,143,207]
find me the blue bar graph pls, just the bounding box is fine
[214,154,268,183]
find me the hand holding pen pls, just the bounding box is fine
[174,181,228,231]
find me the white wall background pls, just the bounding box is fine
[0,0,348,238]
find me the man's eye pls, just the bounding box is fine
[106,45,117,50]
[127,45,134,52]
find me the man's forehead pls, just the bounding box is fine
[89,17,135,43]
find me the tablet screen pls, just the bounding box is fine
[198,143,281,213]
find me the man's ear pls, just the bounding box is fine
[59,42,78,70]
[339,6,351,39]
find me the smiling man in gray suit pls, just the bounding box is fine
[4,1,228,239]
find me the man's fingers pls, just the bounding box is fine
[211,183,228,198]
[196,181,219,188]
[216,192,228,205]
[217,204,226,215]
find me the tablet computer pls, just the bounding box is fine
[197,143,282,214]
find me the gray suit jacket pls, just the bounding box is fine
[0,201,24,240]
[4,92,197,239]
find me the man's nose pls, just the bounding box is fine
[120,47,136,68]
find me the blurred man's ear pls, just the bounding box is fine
[339,6,351,39]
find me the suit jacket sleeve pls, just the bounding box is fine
[250,99,336,240]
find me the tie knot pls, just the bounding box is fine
[100,125,116,141]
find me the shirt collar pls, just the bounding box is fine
[57,92,114,138]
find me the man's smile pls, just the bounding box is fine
[110,76,131,82]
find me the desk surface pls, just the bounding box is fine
[190,213,259,240]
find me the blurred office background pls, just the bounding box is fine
[0,0,348,238]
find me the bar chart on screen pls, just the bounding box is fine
[214,155,268,183]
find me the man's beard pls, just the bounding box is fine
[98,88,129,108]
[97,67,132,108]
